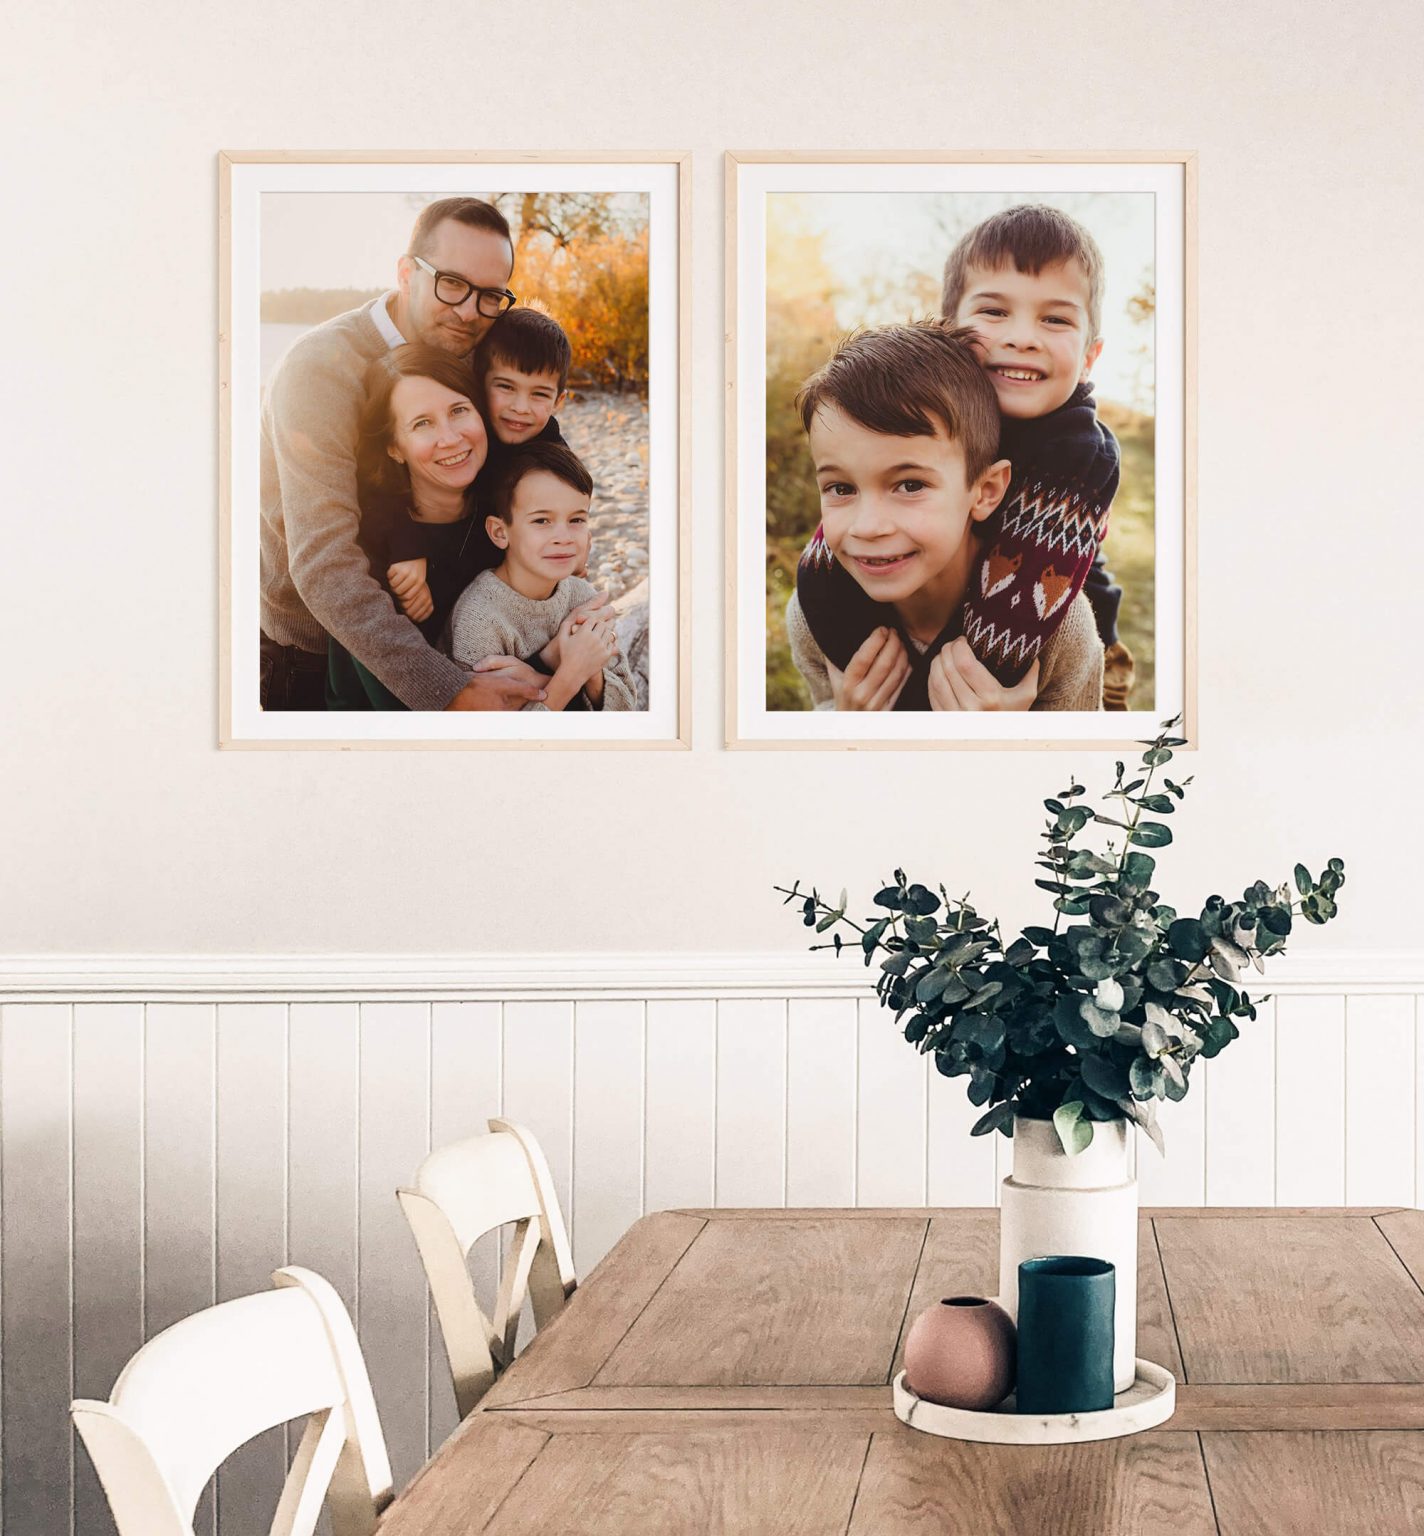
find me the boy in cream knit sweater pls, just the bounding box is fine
[448,442,639,711]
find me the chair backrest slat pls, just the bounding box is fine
[71,1268,391,1536]
[399,1118,577,1418]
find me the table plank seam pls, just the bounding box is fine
[1373,1213,1424,1300]
[1194,1431,1224,1536]
[842,1434,875,1536]
[584,1214,708,1389]
[1152,1215,1191,1386]
[886,1218,931,1384]
[477,1427,552,1535]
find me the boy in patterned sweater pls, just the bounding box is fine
[941,204,1129,705]
[797,204,1128,710]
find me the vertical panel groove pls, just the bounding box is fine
[424,1003,433,1463]
[138,1007,147,1342]
[1343,995,1350,1200]
[1278,995,1284,1210]
[851,1007,860,1208]
[781,1000,789,1208]
[66,1004,75,1536]
[0,1006,5,1536]
[639,1001,648,1216]
[711,1004,720,1207]
[353,1006,363,1336]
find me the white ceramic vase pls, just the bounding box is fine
[998,1114,1138,1393]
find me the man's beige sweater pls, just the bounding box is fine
[449,571,641,712]
[259,300,473,711]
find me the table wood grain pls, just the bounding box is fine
[379,1207,1424,1535]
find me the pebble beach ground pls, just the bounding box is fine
[559,391,650,603]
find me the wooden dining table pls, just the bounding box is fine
[379,1206,1424,1534]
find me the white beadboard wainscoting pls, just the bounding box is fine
[1,953,1421,1536]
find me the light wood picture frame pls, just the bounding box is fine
[220,152,690,749]
[726,152,1197,750]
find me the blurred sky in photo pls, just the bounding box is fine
[773,190,1155,412]
[261,190,649,292]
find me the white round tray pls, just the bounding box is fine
[892,1359,1175,1444]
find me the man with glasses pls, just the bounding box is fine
[260,196,543,711]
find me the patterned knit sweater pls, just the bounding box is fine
[794,382,1119,702]
[785,588,1104,713]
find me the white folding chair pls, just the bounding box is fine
[71,1266,392,1536]
[399,1117,577,1417]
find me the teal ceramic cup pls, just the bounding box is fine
[1014,1256,1116,1415]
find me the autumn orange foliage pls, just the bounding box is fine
[516,228,650,393]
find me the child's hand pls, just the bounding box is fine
[559,615,618,686]
[831,627,909,711]
[928,639,1039,712]
[540,590,613,670]
[388,558,434,623]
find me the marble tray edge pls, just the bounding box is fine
[892,1360,1176,1444]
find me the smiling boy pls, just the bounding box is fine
[788,321,1103,712]
[941,205,1126,701]
[448,442,638,711]
[472,308,572,517]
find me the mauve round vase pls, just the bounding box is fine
[903,1296,1016,1410]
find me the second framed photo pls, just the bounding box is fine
[727,153,1195,749]
[222,153,688,748]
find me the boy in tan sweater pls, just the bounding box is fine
[448,442,640,711]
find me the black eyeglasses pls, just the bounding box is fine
[410,255,516,317]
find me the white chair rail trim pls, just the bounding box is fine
[0,950,1420,1002]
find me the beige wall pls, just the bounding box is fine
[1,0,1416,957]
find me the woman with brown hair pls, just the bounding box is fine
[327,344,502,710]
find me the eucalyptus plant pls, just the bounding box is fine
[779,720,1345,1156]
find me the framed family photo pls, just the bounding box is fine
[726,152,1196,749]
[220,152,689,748]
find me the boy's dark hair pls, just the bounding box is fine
[493,440,594,523]
[357,344,480,498]
[796,320,1001,484]
[408,196,512,258]
[478,307,573,393]
[941,203,1105,341]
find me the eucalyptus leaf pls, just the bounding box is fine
[1053,1100,1094,1156]
[1168,918,1210,962]
[1080,1053,1130,1101]
[1123,851,1157,885]
[970,1100,1016,1138]
[1004,938,1037,967]
[1118,1097,1167,1155]
[1142,1020,1170,1056]
[1094,977,1125,1012]
[1147,959,1183,991]
[905,916,938,945]
[915,968,950,1003]
[1079,997,1121,1037]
